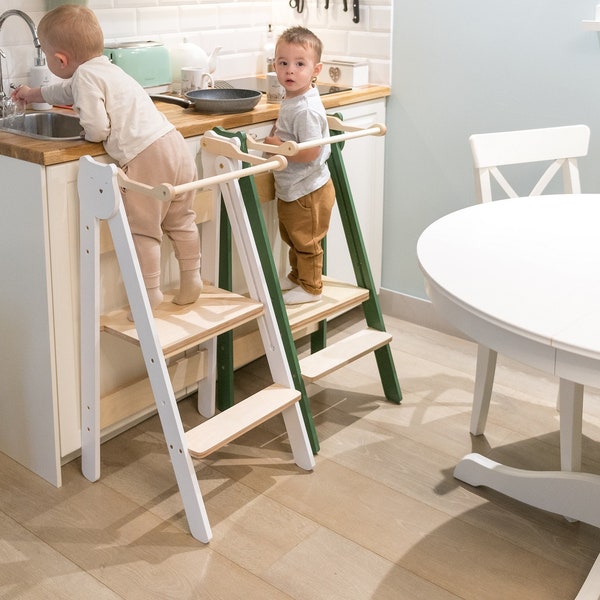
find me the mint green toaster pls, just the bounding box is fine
[103,41,171,89]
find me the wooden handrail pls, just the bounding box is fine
[115,117,385,201]
[245,116,387,156]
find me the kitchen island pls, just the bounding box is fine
[0,85,389,486]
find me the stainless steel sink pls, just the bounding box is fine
[0,111,83,141]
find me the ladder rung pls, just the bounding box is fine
[100,285,264,357]
[299,328,392,382]
[185,384,301,458]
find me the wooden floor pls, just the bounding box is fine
[2,309,600,599]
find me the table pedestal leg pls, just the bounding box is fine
[559,378,584,472]
[471,344,497,435]
[454,453,600,528]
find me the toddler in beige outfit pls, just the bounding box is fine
[14,5,202,315]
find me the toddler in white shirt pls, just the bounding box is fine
[14,5,202,316]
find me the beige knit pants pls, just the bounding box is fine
[121,129,200,290]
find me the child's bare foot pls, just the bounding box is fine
[173,270,203,305]
[127,286,164,321]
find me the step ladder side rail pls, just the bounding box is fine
[207,143,315,469]
[223,174,316,469]
[310,235,328,354]
[195,162,223,418]
[215,198,235,412]
[327,118,402,404]
[207,129,320,454]
[236,141,320,454]
[78,156,107,483]
[78,157,212,543]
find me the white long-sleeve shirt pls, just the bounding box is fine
[41,55,173,166]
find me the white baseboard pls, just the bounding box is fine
[378,288,468,340]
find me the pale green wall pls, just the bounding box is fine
[383,0,600,299]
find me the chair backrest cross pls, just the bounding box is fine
[469,125,590,202]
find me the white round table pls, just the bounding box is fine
[417,194,600,599]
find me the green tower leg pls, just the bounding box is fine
[326,116,402,404]
[216,199,234,412]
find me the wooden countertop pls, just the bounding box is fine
[0,84,390,166]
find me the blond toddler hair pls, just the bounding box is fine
[38,5,103,64]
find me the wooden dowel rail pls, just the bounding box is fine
[117,137,288,202]
[245,117,387,156]
[114,117,384,202]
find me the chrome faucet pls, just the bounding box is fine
[0,10,41,115]
[0,10,44,68]
[0,48,6,99]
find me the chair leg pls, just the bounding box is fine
[558,378,583,472]
[471,344,497,435]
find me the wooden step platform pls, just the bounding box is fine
[231,277,371,369]
[100,285,263,357]
[285,276,369,332]
[185,384,301,458]
[299,328,392,382]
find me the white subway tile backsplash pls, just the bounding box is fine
[96,8,138,39]
[218,3,270,28]
[216,51,261,79]
[137,6,180,34]
[370,6,392,32]
[179,5,219,30]
[317,28,352,57]
[0,0,392,90]
[89,0,116,10]
[348,31,390,58]
[368,58,391,86]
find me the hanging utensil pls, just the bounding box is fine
[353,0,359,22]
[289,0,304,13]
[325,0,329,8]
[343,0,348,12]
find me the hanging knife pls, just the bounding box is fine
[353,0,359,22]
[325,0,329,8]
[343,0,348,11]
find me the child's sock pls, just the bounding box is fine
[173,269,203,305]
[147,286,164,308]
[127,286,164,321]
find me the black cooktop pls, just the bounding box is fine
[220,76,351,96]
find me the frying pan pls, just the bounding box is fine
[151,88,262,114]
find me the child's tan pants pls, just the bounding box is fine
[121,129,200,290]
[277,178,335,295]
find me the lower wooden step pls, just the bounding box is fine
[185,383,301,458]
[299,328,392,382]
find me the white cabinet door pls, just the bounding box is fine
[46,138,203,462]
[326,98,386,290]
[0,155,61,486]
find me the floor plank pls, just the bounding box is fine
[1,310,599,599]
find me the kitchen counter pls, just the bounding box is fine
[0,86,389,487]
[0,84,390,166]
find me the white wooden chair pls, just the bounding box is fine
[468,124,591,472]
